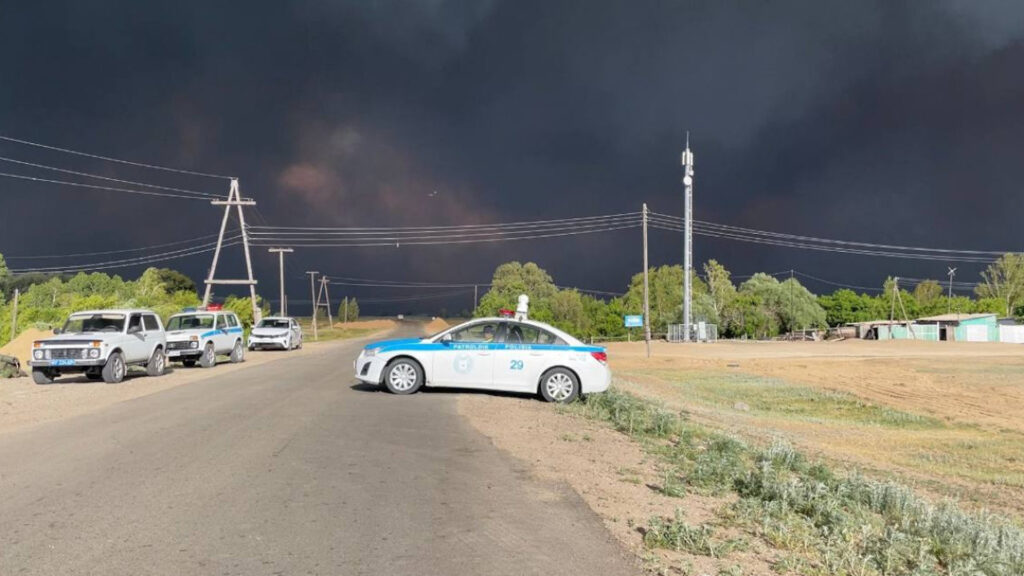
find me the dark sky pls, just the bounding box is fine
[3,0,1024,314]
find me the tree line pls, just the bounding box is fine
[3,251,1023,346]
[473,255,1024,340]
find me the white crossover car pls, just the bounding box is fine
[354,317,610,403]
[29,309,167,384]
[165,309,246,367]
[248,317,303,351]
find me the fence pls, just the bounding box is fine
[667,322,718,343]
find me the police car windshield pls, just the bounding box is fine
[167,315,214,331]
[62,313,125,334]
[258,319,290,329]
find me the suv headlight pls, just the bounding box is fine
[89,348,100,359]
[190,341,199,349]
[33,349,43,360]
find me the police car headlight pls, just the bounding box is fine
[33,350,43,360]
[364,348,379,358]
[89,348,100,359]
[190,341,199,349]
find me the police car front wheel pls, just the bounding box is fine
[383,359,423,395]
[539,368,580,403]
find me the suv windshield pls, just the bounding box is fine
[167,314,214,331]
[62,313,126,334]
[258,319,290,329]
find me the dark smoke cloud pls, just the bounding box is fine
[2,1,1024,312]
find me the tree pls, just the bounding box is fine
[913,280,945,315]
[0,253,9,303]
[339,297,360,322]
[549,289,588,334]
[620,265,711,334]
[976,254,1024,317]
[704,260,737,332]
[817,289,883,326]
[152,268,198,295]
[475,262,559,320]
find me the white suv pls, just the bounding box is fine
[29,309,167,384]
[165,309,246,368]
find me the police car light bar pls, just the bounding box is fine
[498,309,514,318]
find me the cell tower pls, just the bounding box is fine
[682,134,695,342]
[202,178,261,323]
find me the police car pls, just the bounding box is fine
[164,307,245,368]
[354,296,610,403]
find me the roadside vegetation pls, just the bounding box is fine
[566,385,1024,576]
[0,254,272,351]
[472,255,1024,341]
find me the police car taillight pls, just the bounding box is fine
[590,351,607,364]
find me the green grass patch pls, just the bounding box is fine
[639,369,944,430]
[571,384,1024,576]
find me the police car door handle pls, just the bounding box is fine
[529,352,544,356]
[476,351,491,356]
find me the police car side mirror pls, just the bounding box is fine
[53,327,62,335]
[440,334,453,344]
[128,325,142,335]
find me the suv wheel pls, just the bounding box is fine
[146,348,166,377]
[32,368,54,385]
[102,352,126,383]
[229,340,244,363]
[199,342,217,368]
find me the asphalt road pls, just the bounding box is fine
[0,325,638,576]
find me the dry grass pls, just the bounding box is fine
[607,340,1024,517]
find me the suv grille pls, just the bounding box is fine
[167,341,192,351]
[50,348,86,359]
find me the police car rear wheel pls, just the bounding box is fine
[540,368,579,403]
[230,341,244,363]
[384,359,423,395]
[199,343,216,368]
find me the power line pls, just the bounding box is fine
[9,241,240,274]
[650,212,1008,258]
[0,171,224,201]
[0,134,233,179]
[0,155,221,199]
[249,211,642,232]
[649,220,999,263]
[5,233,229,260]
[250,222,640,247]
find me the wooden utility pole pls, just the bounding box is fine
[306,271,319,341]
[10,288,19,341]
[343,297,349,324]
[203,178,261,323]
[268,248,293,316]
[316,276,334,331]
[473,285,478,311]
[642,203,651,357]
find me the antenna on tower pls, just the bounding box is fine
[681,133,695,342]
[947,267,958,314]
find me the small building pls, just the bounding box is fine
[916,313,998,342]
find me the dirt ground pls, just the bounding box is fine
[0,327,51,372]
[332,319,397,330]
[423,317,450,334]
[609,339,1024,433]
[458,338,1024,573]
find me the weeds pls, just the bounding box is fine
[574,383,1024,576]
[643,509,741,558]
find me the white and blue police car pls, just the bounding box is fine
[354,297,610,403]
[165,307,246,368]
